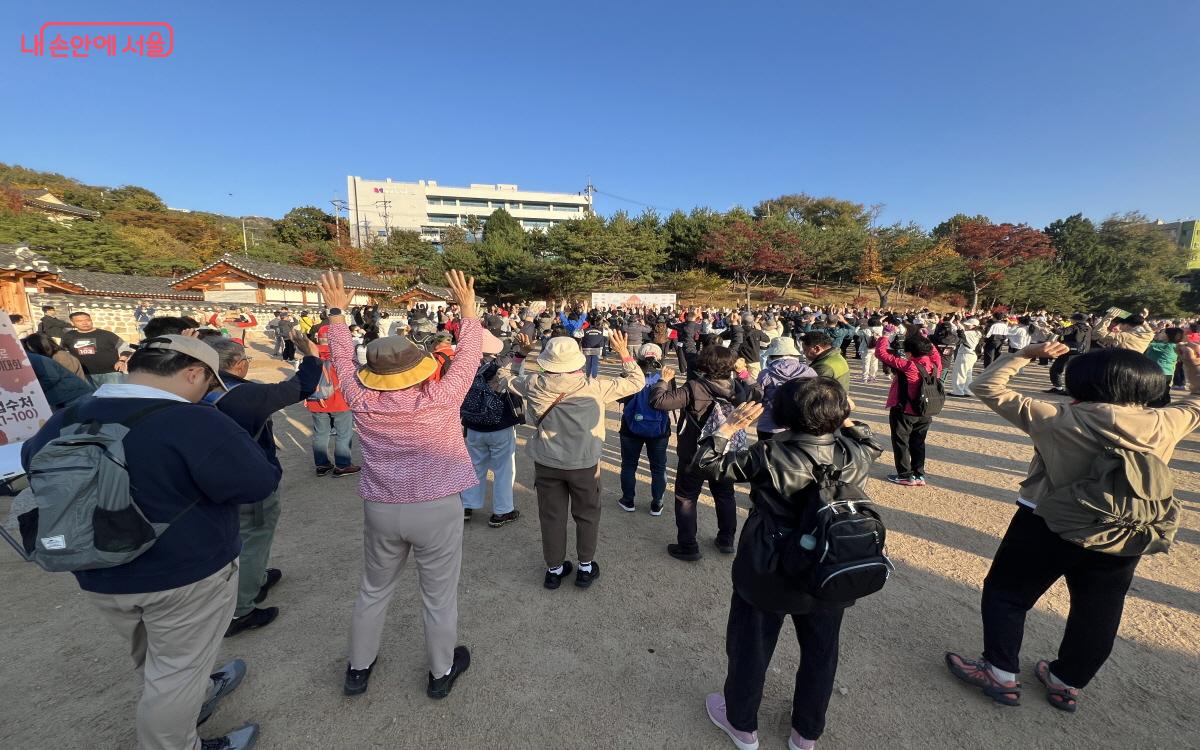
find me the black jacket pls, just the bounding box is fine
[37,315,71,340]
[214,356,323,470]
[693,423,883,614]
[649,375,755,463]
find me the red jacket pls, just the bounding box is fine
[875,337,942,415]
[307,345,350,413]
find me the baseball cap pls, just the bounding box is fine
[140,335,228,390]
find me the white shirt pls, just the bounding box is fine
[93,383,190,402]
[986,322,1010,338]
[1008,326,1031,349]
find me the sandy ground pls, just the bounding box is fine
[3,341,1199,749]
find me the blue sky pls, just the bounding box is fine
[3,1,1197,230]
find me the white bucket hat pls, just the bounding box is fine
[538,337,586,373]
[765,337,801,357]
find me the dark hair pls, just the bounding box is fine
[42,305,55,313]
[68,311,90,319]
[693,345,737,378]
[9,314,22,324]
[903,336,934,356]
[1064,348,1169,406]
[1164,327,1186,344]
[699,333,723,350]
[195,329,226,341]
[127,345,205,378]
[773,377,850,435]
[22,333,61,357]
[801,331,833,349]
[142,316,200,339]
[637,356,662,373]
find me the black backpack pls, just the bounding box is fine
[460,362,523,431]
[897,361,944,417]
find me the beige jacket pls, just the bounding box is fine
[970,353,1200,507]
[1092,317,1153,353]
[501,358,645,470]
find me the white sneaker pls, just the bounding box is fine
[789,729,816,750]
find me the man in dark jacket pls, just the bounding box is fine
[622,315,653,351]
[205,332,322,637]
[27,352,94,411]
[21,334,277,750]
[673,312,702,376]
[37,305,71,341]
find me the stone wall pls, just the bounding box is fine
[27,292,277,341]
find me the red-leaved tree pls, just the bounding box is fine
[952,221,1054,310]
[701,219,789,307]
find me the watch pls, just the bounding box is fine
[328,308,344,316]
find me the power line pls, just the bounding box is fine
[592,187,660,212]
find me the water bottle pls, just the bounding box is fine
[799,534,817,550]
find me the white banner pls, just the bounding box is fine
[0,312,53,477]
[206,289,259,303]
[590,292,677,309]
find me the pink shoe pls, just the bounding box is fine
[789,730,817,750]
[706,692,759,750]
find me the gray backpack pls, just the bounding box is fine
[11,401,189,572]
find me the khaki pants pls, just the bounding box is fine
[87,560,239,750]
[236,489,282,617]
[348,495,463,676]
[534,463,601,568]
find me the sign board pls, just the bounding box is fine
[206,289,259,304]
[0,312,53,478]
[590,292,677,309]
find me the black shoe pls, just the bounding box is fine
[198,659,247,726]
[714,537,735,555]
[947,393,971,398]
[343,657,377,696]
[224,607,278,638]
[464,508,473,522]
[200,722,259,750]
[253,569,282,604]
[427,646,471,699]
[315,465,333,477]
[617,497,635,512]
[649,499,664,516]
[1044,387,1065,394]
[667,543,702,562]
[544,561,574,590]
[488,509,520,527]
[574,561,600,588]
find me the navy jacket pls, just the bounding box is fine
[21,395,281,595]
[28,352,94,411]
[214,356,322,469]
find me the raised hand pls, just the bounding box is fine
[445,270,477,318]
[291,328,316,357]
[318,270,351,310]
[1022,341,1069,360]
[660,366,676,381]
[610,330,629,358]
[514,332,536,355]
[719,402,764,436]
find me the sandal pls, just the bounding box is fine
[1035,660,1079,713]
[944,652,1021,706]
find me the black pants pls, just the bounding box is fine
[282,340,296,362]
[1049,351,1078,388]
[982,341,1003,367]
[723,591,844,740]
[888,408,931,478]
[674,442,737,549]
[981,507,1140,687]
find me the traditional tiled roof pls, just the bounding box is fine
[397,283,454,300]
[56,269,203,300]
[17,189,100,218]
[0,244,61,274]
[172,254,393,293]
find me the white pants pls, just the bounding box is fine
[951,350,977,395]
[862,351,880,381]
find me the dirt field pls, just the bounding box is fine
[3,342,1199,749]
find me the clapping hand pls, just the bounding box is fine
[1022,341,1069,360]
[445,270,477,318]
[718,402,764,437]
[317,270,351,310]
[660,366,676,381]
[610,330,630,358]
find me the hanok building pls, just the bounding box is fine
[16,188,101,223]
[394,282,455,313]
[170,254,393,307]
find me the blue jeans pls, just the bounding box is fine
[585,353,600,378]
[619,431,668,505]
[311,410,354,468]
[461,427,516,514]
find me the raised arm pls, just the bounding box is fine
[970,343,1065,433]
[592,331,646,401]
[425,270,482,404]
[318,270,375,410]
[1158,343,1200,439]
[691,402,767,482]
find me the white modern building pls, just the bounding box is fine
[345,177,593,246]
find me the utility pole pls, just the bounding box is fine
[331,198,348,247]
[374,199,392,239]
[241,218,249,255]
[584,177,596,215]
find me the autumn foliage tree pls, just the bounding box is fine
[701,218,789,307]
[949,221,1054,310]
[859,224,957,308]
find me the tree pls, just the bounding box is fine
[949,221,1054,310]
[660,269,728,304]
[462,214,484,242]
[102,185,166,212]
[700,217,788,307]
[275,206,334,246]
[372,229,439,280]
[932,213,991,239]
[1093,215,1188,314]
[753,193,876,229]
[544,211,666,289]
[481,208,525,250]
[438,226,480,276]
[861,223,956,308]
[663,208,722,270]
[992,259,1085,313]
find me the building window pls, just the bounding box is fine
[427,215,459,225]
[459,199,489,208]
[427,197,456,206]
[522,201,549,211]
[377,229,388,236]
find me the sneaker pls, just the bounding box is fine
[200,722,259,750]
[253,568,282,604]
[315,465,333,477]
[343,657,377,696]
[886,474,918,487]
[464,508,473,522]
[487,510,520,527]
[944,652,1021,706]
[912,475,928,487]
[649,499,664,516]
[714,537,736,554]
[788,730,816,750]
[197,659,247,726]
[705,692,759,750]
[667,543,702,561]
[574,561,600,589]
[332,465,361,477]
[946,393,970,398]
[617,497,636,512]
[1044,387,1065,394]
[224,607,278,638]
[544,561,574,590]
[427,646,471,699]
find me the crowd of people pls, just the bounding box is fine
[10,280,1200,750]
